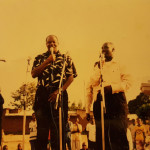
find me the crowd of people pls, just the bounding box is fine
[2,143,22,150]
[128,118,150,150]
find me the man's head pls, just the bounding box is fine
[32,112,36,121]
[102,42,115,62]
[75,117,79,123]
[3,145,8,150]
[46,35,59,53]
[90,116,95,125]
[136,118,142,126]
[17,143,22,150]
[82,142,87,150]
[131,119,135,125]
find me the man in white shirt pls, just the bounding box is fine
[71,117,82,150]
[86,42,131,150]
[29,112,37,150]
[86,116,96,150]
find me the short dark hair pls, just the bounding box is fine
[46,35,58,42]
[102,42,115,51]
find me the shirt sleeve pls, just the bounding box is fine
[111,64,132,94]
[0,94,4,105]
[32,55,42,71]
[86,123,89,131]
[86,66,100,113]
[127,128,133,150]
[65,56,77,78]
[79,124,82,133]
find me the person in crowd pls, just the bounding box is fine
[71,117,82,150]
[145,120,150,150]
[127,127,133,150]
[66,115,73,150]
[0,88,4,148]
[86,116,96,150]
[2,145,8,150]
[86,42,132,150]
[31,35,77,150]
[29,112,37,150]
[80,142,88,150]
[17,143,22,150]
[134,118,146,150]
[128,119,136,149]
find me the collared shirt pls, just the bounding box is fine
[86,60,131,113]
[29,120,37,141]
[71,123,82,141]
[86,123,96,142]
[66,121,73,139]
[32,50,77,88]
[135,125,145,141]
[127,128,133,150]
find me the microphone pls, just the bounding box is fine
[50,47,54,56]
[50,47,54,81]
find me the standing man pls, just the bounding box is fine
[66,115,73,150]
[29,112,37,150]
[0,88,4,148]
[71,117,82,150]
[86,116,96,150]
[31,35,77,150]
[86,42,131,150]
[134,118,146,150]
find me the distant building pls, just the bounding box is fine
[2,108,93,134]
[2,108,33,134]
[141,80,150,95]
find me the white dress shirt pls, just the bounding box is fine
[86,60,131,113]
[86,123,96,142]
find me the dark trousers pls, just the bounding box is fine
[93,91,129,150]
[34,86,68,150]
[66,135,71,150]
[0,108,3,146]
[30,140,37,150]
[88,139,96,150]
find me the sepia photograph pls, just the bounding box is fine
[0,0,150,149]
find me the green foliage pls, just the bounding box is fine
[11,82,37,110]
[128,93,150,121]
[69,101,84,110]
[136,104,150,121]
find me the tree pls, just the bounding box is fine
[11,82,37,110]
[68,101,84,110]
[69,102,77,111]
[77,101,83,109]
[128,93,150,121]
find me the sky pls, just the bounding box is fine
[0,0,150,108]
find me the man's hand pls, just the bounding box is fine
[48,90,59,102]
[47,54,56,62]
[86,113,90,121]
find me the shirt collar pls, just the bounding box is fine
[44,50,61,57]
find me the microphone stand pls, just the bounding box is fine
[55,53,68,150]
[99,53,106,150]
[22,57,31,150]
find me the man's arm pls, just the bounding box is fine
[0,94,4,105]
[61,75,74,91]
[49,75,74,101]
[31,55,55,78]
